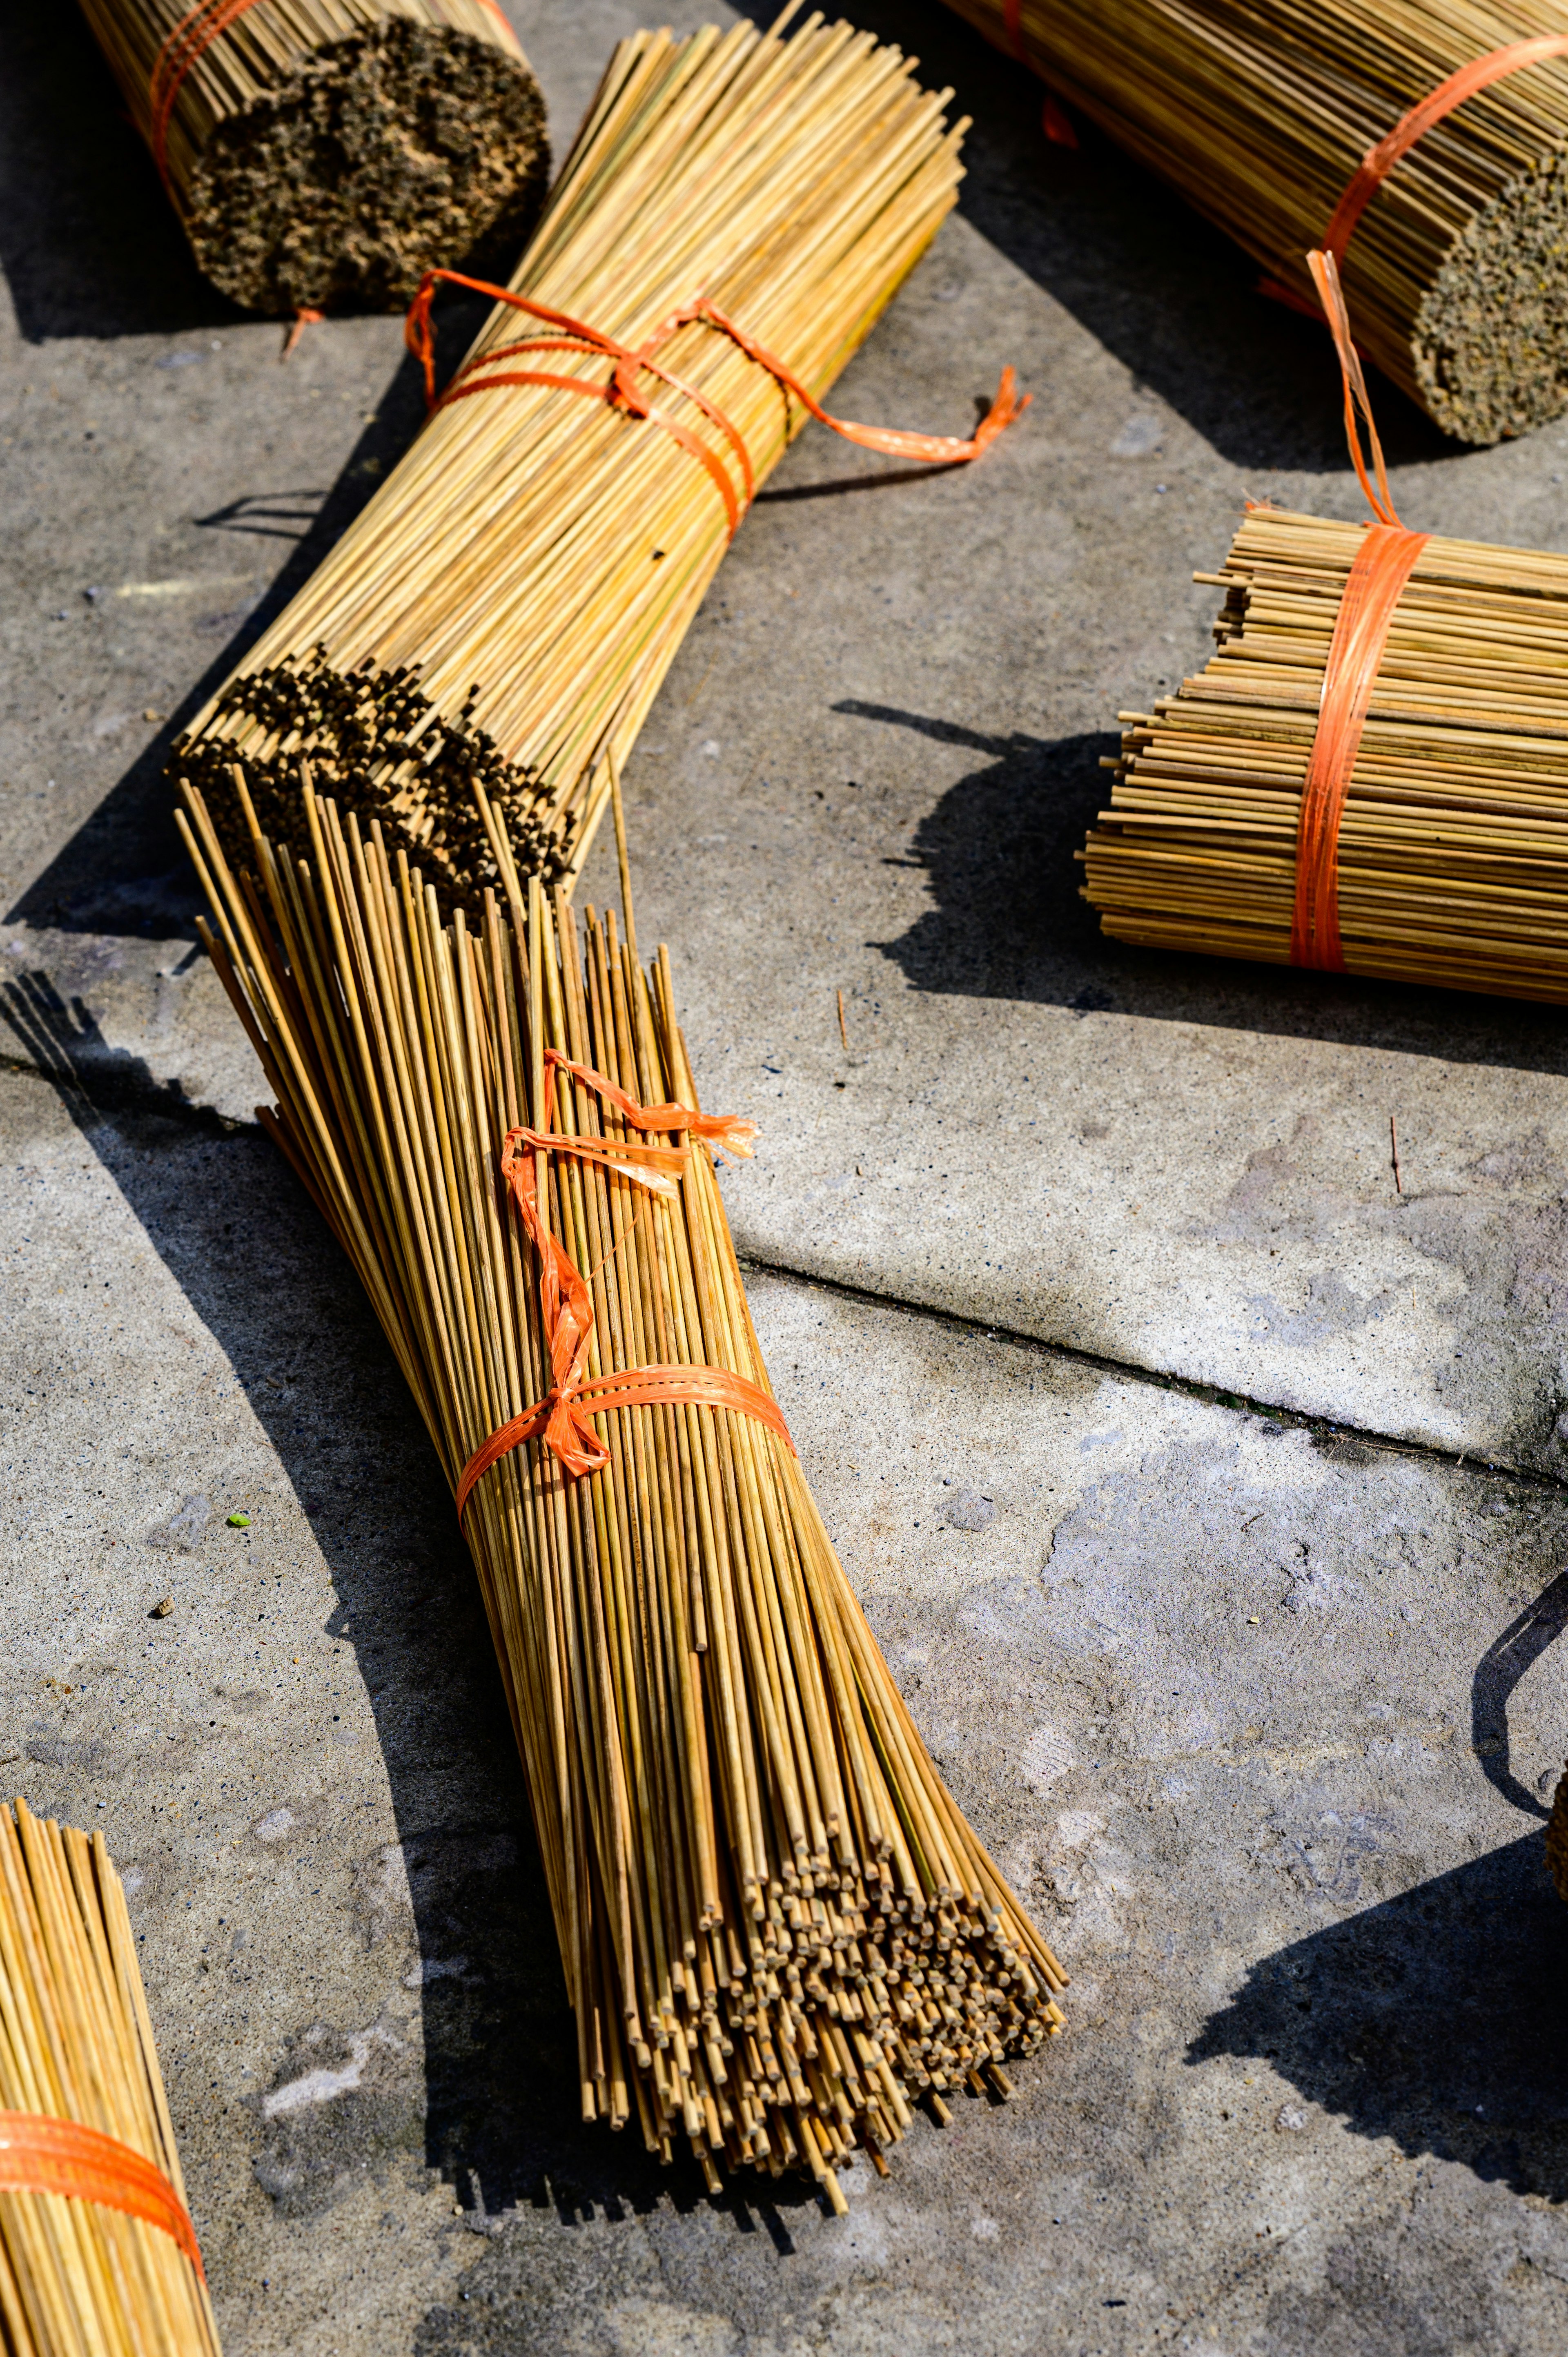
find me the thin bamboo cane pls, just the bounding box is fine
[0,1802,220,2357]
[944,0,1568,442]
[171,16,998,905]
[75,0,547,313]
[1082,502,1568,1001]
[176,769,1067,2205]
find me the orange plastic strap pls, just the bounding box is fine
[404,273,1028,540]
[1287,252,1429,973]
[455,1060,790,1514]
[1000,0,1079,143]
[0,2114,205,2281]
[149,0,517,192]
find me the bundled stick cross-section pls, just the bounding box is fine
[172,14,1022,907]
[175,772,1066,2204]
[75,0,548,313]
[0,1801,219,2357]
[943,0,1568,442]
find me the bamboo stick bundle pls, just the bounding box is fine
[0,1801,219,2357]
[169,13,1025,905]
[75,0,548,314]
[941,0,1568,442]
[173,769,1067,2205]
[1082,249,1568,1004]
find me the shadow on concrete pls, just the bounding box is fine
[1471,1571,1568,1820]
[0,970,823,2232]
[1189,1831,1568,2200]
[854,701,1568,1078]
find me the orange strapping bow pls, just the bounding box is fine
[1262,37,1568,315]
[148,0,517,193]
[1284,251,1429,973]
[1000,0,1080,145]
[404,272,1029,540]
[0,2113,205,2280]
[455,1051,789,1520]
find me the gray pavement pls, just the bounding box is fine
[3,0,1568,2350]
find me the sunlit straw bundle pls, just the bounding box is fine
[943,0,1568,441]
[174,772,1067,2205]
[75,0,548,312]
[171,13,1022,905]
[0,1801,218,2357]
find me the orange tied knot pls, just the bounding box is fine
[403,272,1028,540]
[0,2113,205,2279]
[454,1055,788,1521]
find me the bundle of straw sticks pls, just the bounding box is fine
[0,1802,219,2357]
[76,0,548,314]
[943,0,1568,443]
[174,773,1067,2204]
[172,13,1023,907]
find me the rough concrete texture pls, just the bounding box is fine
[3,0,1568,2350]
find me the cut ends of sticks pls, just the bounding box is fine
[175,763,1067,2208]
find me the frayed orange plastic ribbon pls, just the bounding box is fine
[404,272,1028,540]
[1000,0,1079,145]
[455,1052,788,1519]
[149,0,517,194]
[1284,252,1429,973]
[0,2114,205,2280]
[1261,37,1568,316]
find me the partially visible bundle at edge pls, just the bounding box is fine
[0,1799,219,2357]
[75,0,548,313]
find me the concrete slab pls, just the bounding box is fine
[3,1055,1565,2355]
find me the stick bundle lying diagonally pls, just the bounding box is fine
[171,14,1025,911]
[175,771,1067,2204]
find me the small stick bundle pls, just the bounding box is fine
[1082,504,1568,1002]
[0,1801,219,2357]
[175,771,1067,2205]
[75,0,548,313]
[943,0,1568,442]
[172,16,1021,906]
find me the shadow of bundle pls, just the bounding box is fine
[74,0,548,313]
[943,0,1568,442]
[175,772,1067,2206]
[170,15,1000,910]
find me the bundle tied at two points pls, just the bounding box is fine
[175,769,1067,2206]
[942,0,1568,443]
[170,13,1025,912]
[75,0,548,313]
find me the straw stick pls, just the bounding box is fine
[178,770,1067,2203]
[172,17,995,902]
[1082,503,1568,1001]
[75,0,547,313]
[0,1801,221,2357]
[946,0,1568,441]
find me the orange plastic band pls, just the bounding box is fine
[149,0,517,192]
[0,2114,205,2281]
[404,273,1028,540]
[999,0,1079,144]
[455,1054,789,1516]
[1286,251,1430,973]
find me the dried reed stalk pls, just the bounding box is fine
[0,1801,219,2357]
[174,770,1067,2207]
[76,0,547,312]
[172,14,1007,906]
[1082,502,1568,1002]
[943,0,1568,442]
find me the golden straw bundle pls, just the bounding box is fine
[943,0,1568,442]
[174,772,1067,2205]
[0,1801,219,2357]
[75,0,548,313]
[1082,504,1568,1003]
[171,15,1019,905]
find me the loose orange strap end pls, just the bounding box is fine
[0,2114,205,2281]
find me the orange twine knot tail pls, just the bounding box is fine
[0,2114,205,2281]
[281,308,325,362]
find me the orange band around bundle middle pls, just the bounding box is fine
[999,0,1080,145]
[404,273,1028,541]
[0,2114,205,2279]
[456,1051,791,1519]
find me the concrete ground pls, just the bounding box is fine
[2,0,1566,2350]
